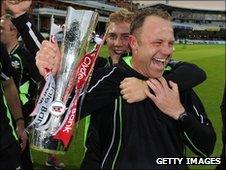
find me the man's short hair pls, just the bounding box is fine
[130,8,172,37]
[106,8,135,29]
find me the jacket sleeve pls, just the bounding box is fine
[178,89,216,157]
[11,13,45,58]
[164,61,206,91]
[221,85,226,143]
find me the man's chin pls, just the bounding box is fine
[112,54,121,59]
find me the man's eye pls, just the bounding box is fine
[153,42,162,46]
[108,34,116,39]
[123,35,129,39]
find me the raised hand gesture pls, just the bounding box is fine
[3,0,32,18]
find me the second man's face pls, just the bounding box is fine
[106,21,130,62]
[130,16,175,78]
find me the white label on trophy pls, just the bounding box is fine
[49,101,66,117]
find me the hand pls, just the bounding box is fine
[3,0,32,18]
[120,77,148,103]
[145,77,185,119]
[16,119,28,151]
[36,39,61,77]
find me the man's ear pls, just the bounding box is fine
[128,35,138,51]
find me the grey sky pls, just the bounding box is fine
[136,0,225,11]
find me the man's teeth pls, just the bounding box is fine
[154,58,166,63]
[114,50,123,54]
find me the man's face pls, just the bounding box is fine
[106,21,130,62]
[130,16,175,78]
[0,18,15,44]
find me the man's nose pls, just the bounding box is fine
[114,36,123,46]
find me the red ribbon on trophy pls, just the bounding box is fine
[52,41,103,147]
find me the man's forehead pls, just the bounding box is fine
[109,21,130,28]
[108,22,130,34]
[143,16,172,27]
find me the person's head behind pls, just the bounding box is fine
[129,8,175,78]
[106,8,135,64]
[0,14,18,45]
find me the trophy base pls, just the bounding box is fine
[29,128,66,155]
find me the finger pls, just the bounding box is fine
[51,37,61,57]
[127,98,134,104]
[144,88,156,102]
[146,80,159,95]
[158,77,169,90]
[38,51,55,63]
[149,78,162,93]
[169,81,178,92]
[52,63,60,75]
[50,35,60,50]
[36,50,56,66]
[120,89,125,95]
[122,94,129,100]
[119,81,128,90]
[122,94,134,104]
[121,88,130,95]
[36,58,54,69]
[41,40,57,52]
[119,82,125,90]
[122,77,133,83]
[36,60,53,76]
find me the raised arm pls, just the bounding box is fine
[120,60,206,103]
[3,0,45,57]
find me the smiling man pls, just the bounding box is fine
[79,9,215,169]
[105,19,130,65]
[129,13,174,79]
[35,7,215,169]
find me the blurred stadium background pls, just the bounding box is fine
[28,0,225,169]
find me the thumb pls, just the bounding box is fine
[50,35,57,44]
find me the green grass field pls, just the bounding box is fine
[31,44,225,170]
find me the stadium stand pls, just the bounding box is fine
[30,1,225,44]
[139,3,225,44]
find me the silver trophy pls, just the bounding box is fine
[29,7,99,154]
